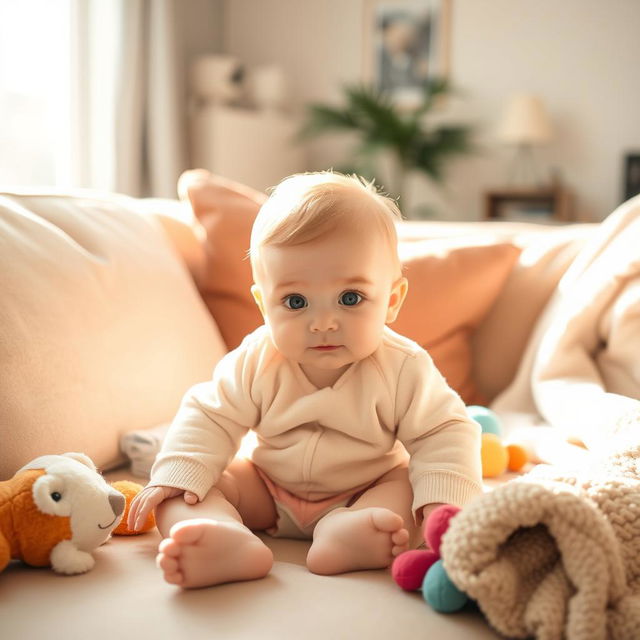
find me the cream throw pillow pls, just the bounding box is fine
[0,190,227,479]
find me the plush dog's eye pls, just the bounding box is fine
[50,492,62,502]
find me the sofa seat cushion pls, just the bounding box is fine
[0,467,501,640]
[0,189,227,479]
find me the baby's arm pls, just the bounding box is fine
[128,486,199,532]
[139,338,261,521]
[420,502,445,525]
[396,351,483,518]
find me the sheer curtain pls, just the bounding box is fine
[71,0,187,198]
[0,0,71,186]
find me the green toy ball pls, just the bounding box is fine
[422,559,469,613]
[467,405,502,437]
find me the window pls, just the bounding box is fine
[0,0,71,186]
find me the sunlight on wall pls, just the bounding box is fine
[0,0,71,186]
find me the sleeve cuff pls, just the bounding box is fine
[148,456,218,501]
[411,470,483,523]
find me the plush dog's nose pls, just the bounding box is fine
[109,491,125,516]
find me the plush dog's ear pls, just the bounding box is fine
[62,452,96,471]
[32,473,72,517]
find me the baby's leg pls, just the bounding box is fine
[306,465,418,575]
[155,457,277,588]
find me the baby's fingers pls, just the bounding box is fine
[127,492,146,531]
[183,491,199,505]
[129,488,162,531]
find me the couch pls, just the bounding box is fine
[0,173,601,639]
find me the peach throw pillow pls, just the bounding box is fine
[181,170,519,403]
[394,239,520,404]
[178,169,266,350]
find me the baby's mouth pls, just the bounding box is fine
[312,345,340,351]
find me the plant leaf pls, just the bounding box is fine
[299,80,474,193]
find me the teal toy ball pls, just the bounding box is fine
[467,405,502,437]
[422,559,469,613]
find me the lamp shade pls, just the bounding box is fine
[498,94,553,145]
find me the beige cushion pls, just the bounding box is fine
[472,224,595,400]
[0,190,227,479]
[0,470,500,640]
[398,220,597,401]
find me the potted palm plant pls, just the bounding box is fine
[300,78,473,217]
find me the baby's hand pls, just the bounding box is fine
[128,485,199,532]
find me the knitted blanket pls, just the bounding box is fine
[441,436,640,640]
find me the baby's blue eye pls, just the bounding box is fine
[284,294,307,310]
[340,291,362,306]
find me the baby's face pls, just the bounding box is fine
[252,225,406,387]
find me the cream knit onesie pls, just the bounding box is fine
[149,325,483,522]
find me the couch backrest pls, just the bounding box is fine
[0,190,227,478]
[157,209,596,405]
[471,223,596,401]
[398,219,596,401]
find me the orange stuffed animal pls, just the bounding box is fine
[0,453,128,575]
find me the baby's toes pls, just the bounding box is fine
[156,552,178,572]
[156,553,184,585]
[391,528,410,556]
[170,518,210,545]
[158,537,181,558]
[391,528,409,546]
[370,508,404,533]
[163,567,185,585]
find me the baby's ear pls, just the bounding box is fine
[251,284,266,317]
[386,277,408,324]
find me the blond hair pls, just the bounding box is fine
[250,171,402,279]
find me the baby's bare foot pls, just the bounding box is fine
[306,507,409,575]
[156,518,273,588]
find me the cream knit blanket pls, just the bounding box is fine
[442,435,640,640]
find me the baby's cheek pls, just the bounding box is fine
[271,319,303,348]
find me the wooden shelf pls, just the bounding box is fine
[484,186,574,223]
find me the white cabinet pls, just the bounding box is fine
[190,105,306,193]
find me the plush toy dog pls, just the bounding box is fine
[0,452,127,575]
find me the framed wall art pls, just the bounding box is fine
[623,152,640,202]
[363,0,452,106]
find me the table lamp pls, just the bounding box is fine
[498,93,553,187]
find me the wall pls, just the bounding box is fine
[449,0,640,220]
[222,0,640,221]
[174,0,225,163]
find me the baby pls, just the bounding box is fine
[129,171,482,588]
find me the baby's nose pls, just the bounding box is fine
[310,310,338,332]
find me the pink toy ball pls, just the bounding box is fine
[391,549,439,591]
[424,504,461,555]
